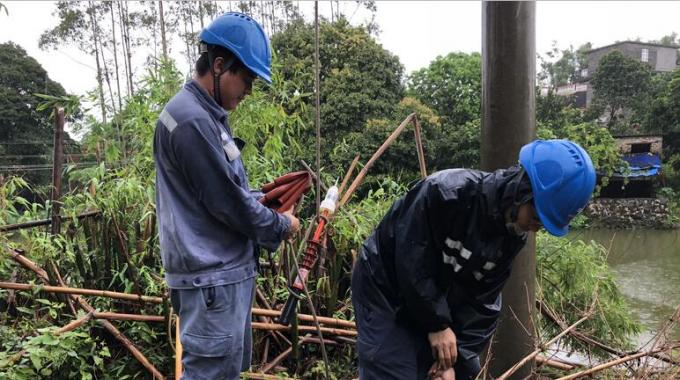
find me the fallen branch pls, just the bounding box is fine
[496,313,591,380]
[537,299,679,366]
[536,354,577,371]
[556,343,680,380]
[0,281,164,304]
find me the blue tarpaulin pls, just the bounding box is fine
[615,153,661,178]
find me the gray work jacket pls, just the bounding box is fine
[154,80,290,289]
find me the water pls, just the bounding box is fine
[578,228,680,348]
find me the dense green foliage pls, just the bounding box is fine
[538,42,591,88]
[537,233,640,358]
[407,52,482,126]
[591,50,653,129]
[0,56,644,378]
[3,5,675,377]
[271,18,404,157]
[0,42,71,188]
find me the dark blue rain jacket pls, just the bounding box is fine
[355,167,529,360]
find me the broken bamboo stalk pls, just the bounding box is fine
[496,313,591,380]
[94,312,164,323]
[5,251,166,379]
[556,343,680,380]
[338,113,416,208]
[0,281,164,304]
[252,322,357,337]
[57,310,95,334]
[252,307,356,329]
[8,249,49,282]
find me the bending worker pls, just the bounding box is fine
[351,139,596,379]
[154,13,300,380]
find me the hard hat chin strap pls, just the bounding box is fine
[202,43,235,107]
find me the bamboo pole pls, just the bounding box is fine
[496,313,590,380]
[252,308,356,329]
[50,107,65,236]
[338,155,360,195]
[252,322,356,337]
[0,282,164,304]
[412,115,428,179]
[0,210,100,232]
[94,312,164,323]
[338,113,416,208]
[556,343,680,380]
[175,315,182,379]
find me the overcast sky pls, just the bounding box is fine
[1,1,679,97]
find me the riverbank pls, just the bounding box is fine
[584,198,679,229]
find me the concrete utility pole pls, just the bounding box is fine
[481,2,536,379]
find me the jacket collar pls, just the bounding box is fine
[185,79,229,127]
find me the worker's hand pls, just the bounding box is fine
[282,208,300,238]
[428,327,457,370]
[429,366,455,380]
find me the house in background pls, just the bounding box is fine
[549,41,679,108]
[599,134,664,198]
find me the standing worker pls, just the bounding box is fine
[351,139,596,380]
[153,13,300,380]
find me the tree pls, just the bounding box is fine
[272,17,404,165]
[538,42,591,89]
[407,52,482,126]
[644,67,680,135]
[40,1,110,122]
[591,50,652,127]
[0,42,70,186]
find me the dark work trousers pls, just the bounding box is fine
[352,259,481,380]
[170,277,255,380]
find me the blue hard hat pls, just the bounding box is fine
[519,139,596,237]
[199,12,272,83]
